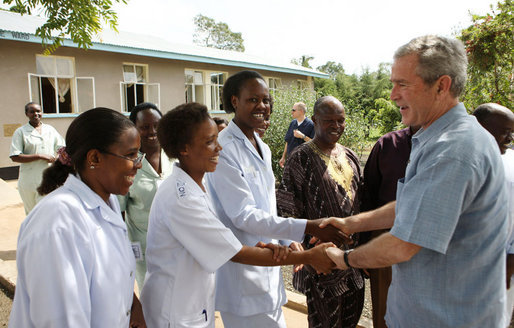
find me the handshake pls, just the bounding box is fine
[256,217,356,274]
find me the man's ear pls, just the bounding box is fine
[436,75,452,95]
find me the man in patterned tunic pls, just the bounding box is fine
[277,96,364,328]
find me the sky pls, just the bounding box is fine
[110,0,496,75]
[0,0,496,75]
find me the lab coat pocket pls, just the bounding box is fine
[241,265,270,296]
[175,311,209,328]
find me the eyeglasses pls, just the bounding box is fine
[102,151,145,166]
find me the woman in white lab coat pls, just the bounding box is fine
[141,102,335,328]
[205,70,347,328]
[9,107,146,328]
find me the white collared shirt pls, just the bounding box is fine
[141,164,242,328]
[206,121,306,316]
[9,174,135,327]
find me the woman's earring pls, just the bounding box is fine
[89,163,95,169]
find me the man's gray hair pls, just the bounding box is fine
[394,35,468,97]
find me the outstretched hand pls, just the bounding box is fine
[255,241,291,262]
[308,242,337,274]
[325,247,347,270]
[307,219,353,247]
[319,217,356,237]
[289,241,304,272]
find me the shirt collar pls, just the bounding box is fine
[63,174,126,229]
[225,120,266,163]
[412,103,467,148]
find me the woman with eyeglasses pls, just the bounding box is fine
[118,102,175,291]
[9,107,146,327]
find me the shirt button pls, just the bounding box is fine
[130,271,133,277]
[126,310,130,316]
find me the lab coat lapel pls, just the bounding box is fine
[64,174,127,230]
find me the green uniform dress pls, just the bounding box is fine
[118,150,175,290]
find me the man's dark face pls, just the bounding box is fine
[482,113,514,154]
[313,103,346,147]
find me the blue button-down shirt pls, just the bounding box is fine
[387,103,508,327]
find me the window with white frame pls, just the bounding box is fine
[120,63,160,112]
[185,70,227,112]
[28,55,96,114]
[266,77,282,95]
[296,80,309,90]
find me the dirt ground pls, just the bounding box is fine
[0,284,13,327]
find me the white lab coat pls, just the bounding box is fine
[504,148,514,326]
[141,164,242,328]
[9,122,65,213]
[205,121,306,318]
[9,174,136,328]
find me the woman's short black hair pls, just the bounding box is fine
[158,103,212,159]
[129,102,163,124]
[38,107,135,195]
[222,70,266,114]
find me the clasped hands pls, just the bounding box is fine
[256,216,355,274]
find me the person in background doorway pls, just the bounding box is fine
[10,107,146,327]
[279,102,314,168]
[473,102,514,326]
[118,102,175,291]
[9,102,65,214]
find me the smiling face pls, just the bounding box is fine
[94,127,141,199]
[180,118,222,185]
[313,100,346,148]
[25,104,42,127]
[390,54,441,129]
[231,78,271,137]
[256,113,271,138]
[135,108,161,151]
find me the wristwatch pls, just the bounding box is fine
[344,249,354,268]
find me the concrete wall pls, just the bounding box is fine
[0,39,312,172]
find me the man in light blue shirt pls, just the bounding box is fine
[321,35,508,327]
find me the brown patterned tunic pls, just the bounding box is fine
[277,141,365,328]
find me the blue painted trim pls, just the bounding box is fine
[43,113,79,118]
[0,29,329,79]
[209,110,227,115]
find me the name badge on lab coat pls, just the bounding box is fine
[131,242,143,262]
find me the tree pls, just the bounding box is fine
[193,14,244,52]
[291,55,314,68]
[4,0,127,54]
[317,61,345,78]
[459,0,513,110]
